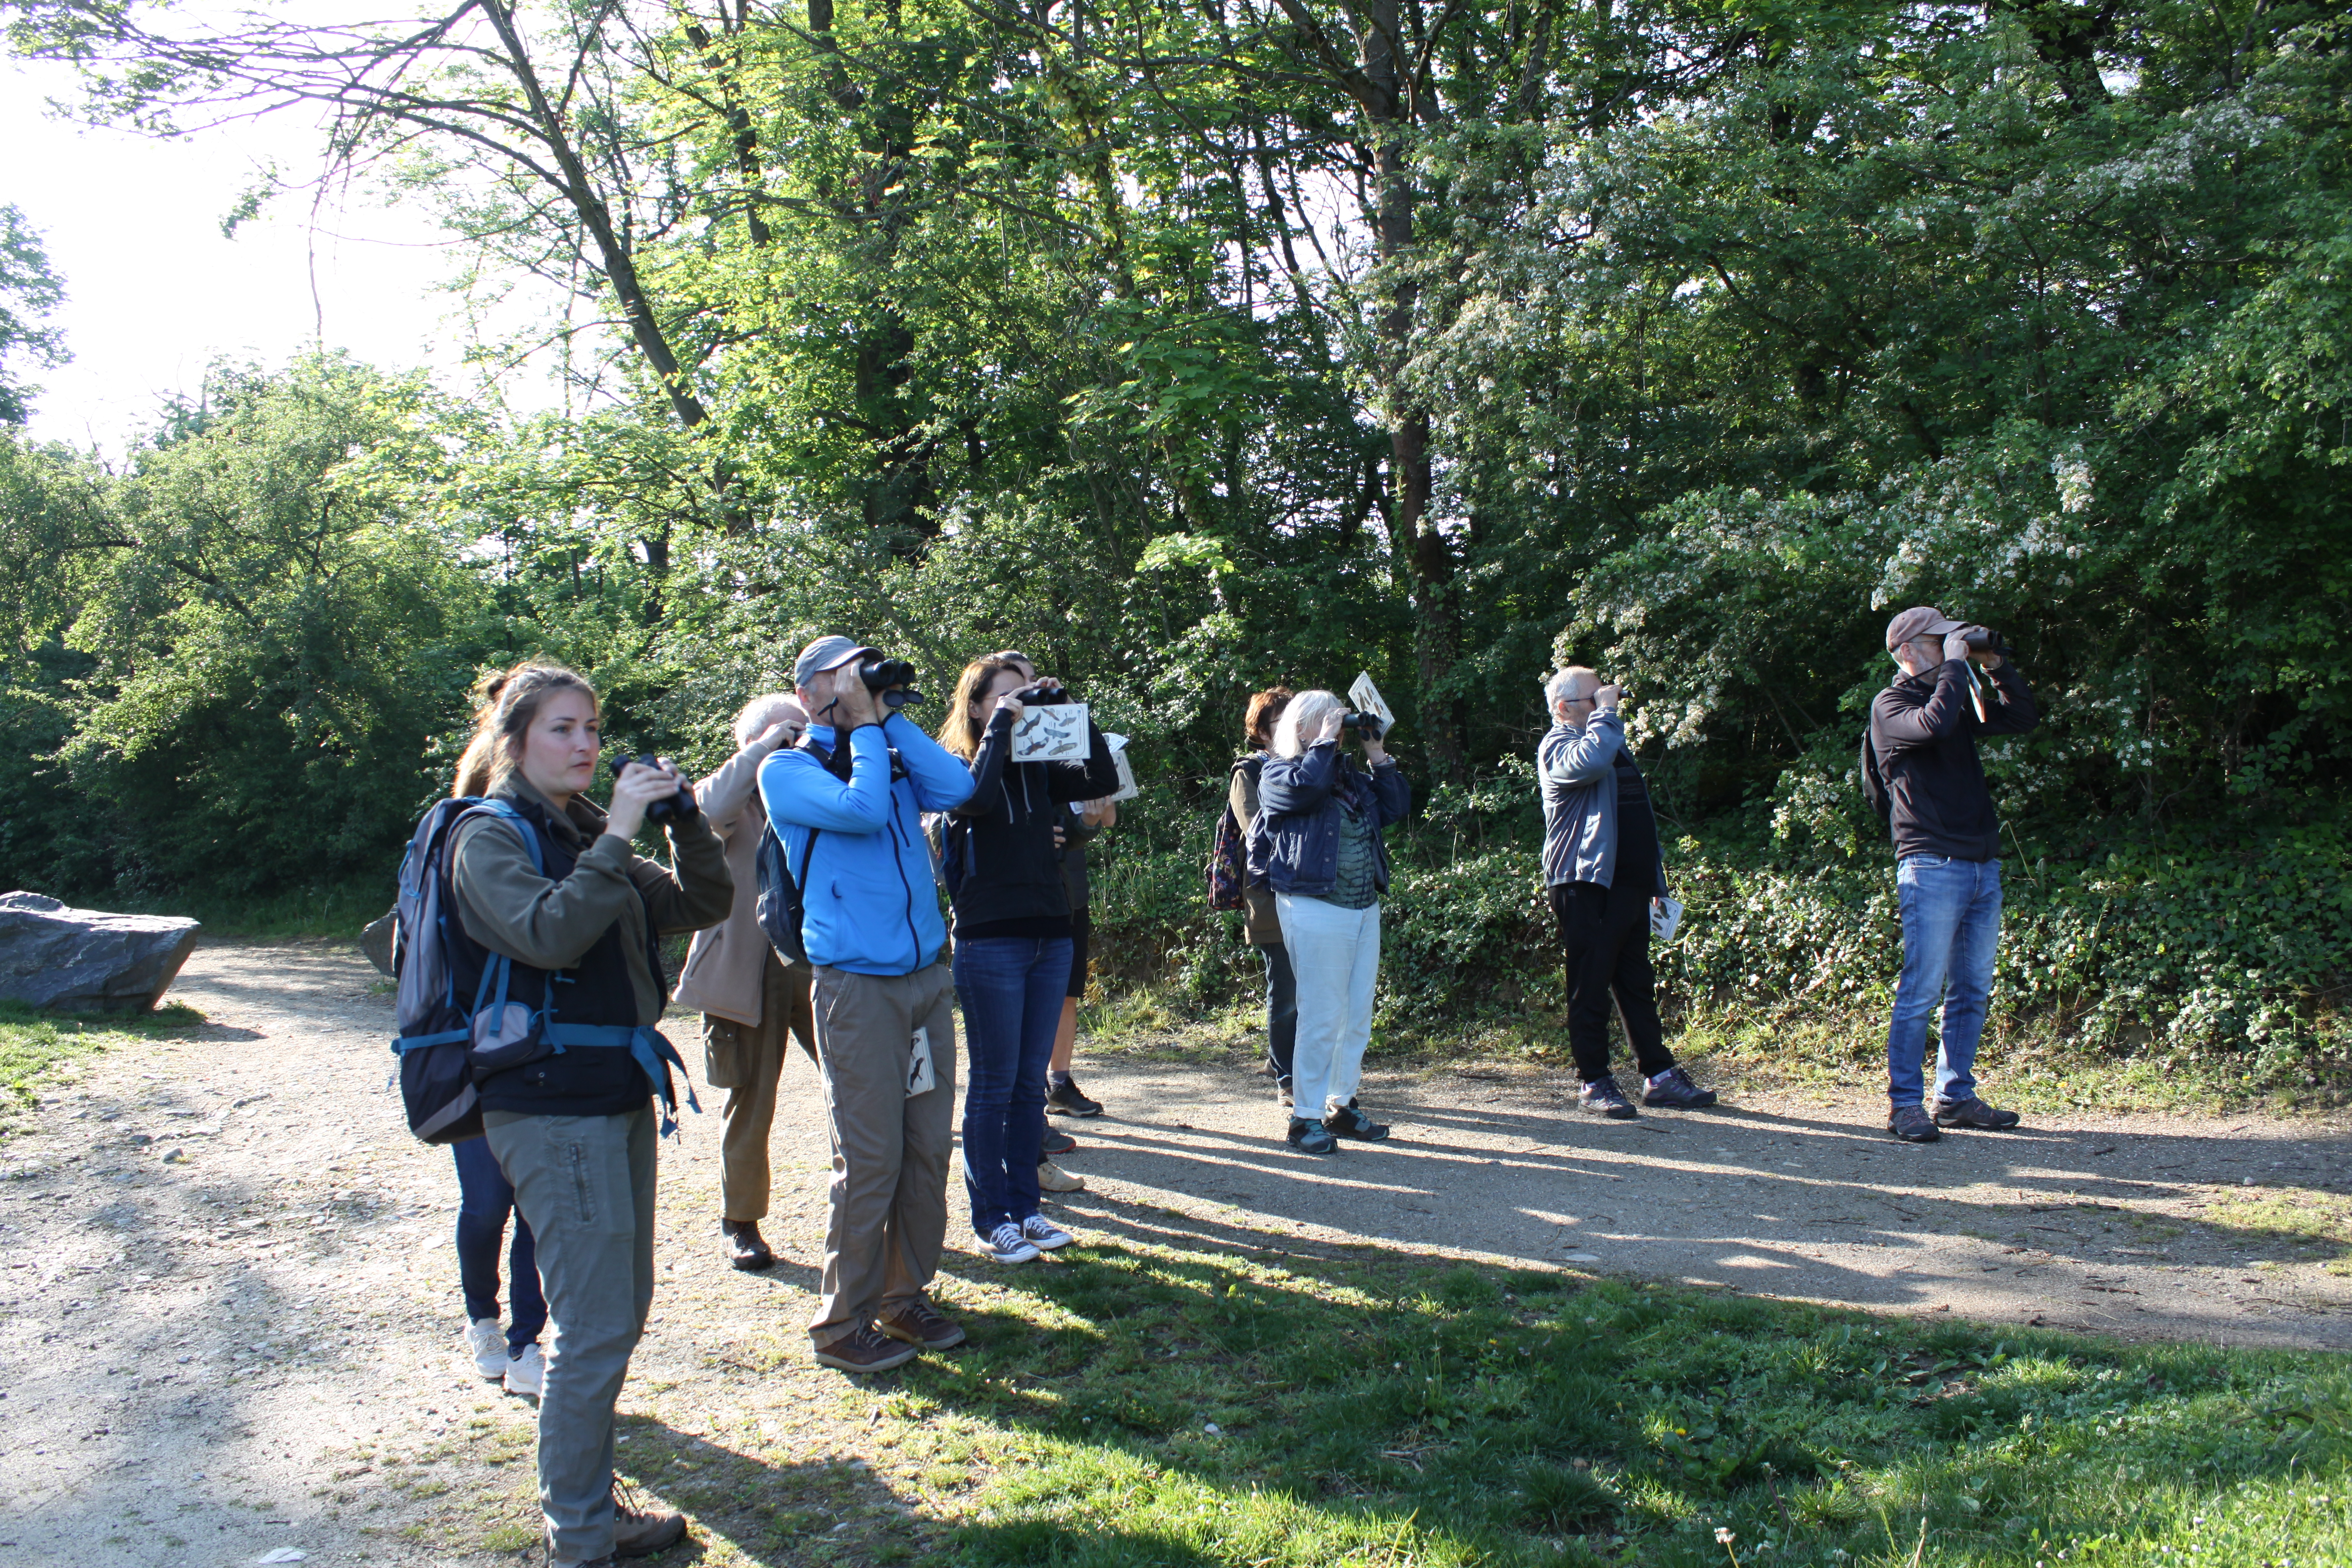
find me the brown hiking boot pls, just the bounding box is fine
[877,1295,968,1352]
[610,1476,687,1557]
[812,1324,919,1373]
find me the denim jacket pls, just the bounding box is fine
[1247,741,1412,899]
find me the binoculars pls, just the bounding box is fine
[1340,712,1385,739]
[610,754,697,824]
[858,656,923,709]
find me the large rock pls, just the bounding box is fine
[0,892,202,1013]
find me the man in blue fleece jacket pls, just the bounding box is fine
[761,636,976,1373]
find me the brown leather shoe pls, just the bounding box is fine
[877,1295,968,1352]
[720,1218,774,1271]
[610,1476,687,1557]
[812,1324,919,1373]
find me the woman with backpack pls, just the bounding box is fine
[1226,687,1296,1104]
[445,661,732,1568]
[936,655,1120,1264]
[1249,688,1412,1155]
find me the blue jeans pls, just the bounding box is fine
[1885,855,2003,1108]
[1257,942,1298,1083]
[453,1135,545,1353]
[954,935,1072,1238]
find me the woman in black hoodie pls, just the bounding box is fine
[937,656,1120,1263]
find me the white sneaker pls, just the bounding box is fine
[1020,1214,1074,1251]
[1036,1159,1086,1193]
[984,1221,1041,1264]
[503,1342,544,1398]
[463,1319,506,1380]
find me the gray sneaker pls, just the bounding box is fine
[1887,1104,1942,1143]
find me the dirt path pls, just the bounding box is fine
[1,942,2347,1568]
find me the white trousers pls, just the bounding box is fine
[1274,892,1381,1124]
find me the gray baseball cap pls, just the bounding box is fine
[1884,606,1964,652]
[792,635,876,689]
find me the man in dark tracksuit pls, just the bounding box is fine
[1869,607,2039,1143]
[1538,666,1717,1119]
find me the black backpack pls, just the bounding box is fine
[753,735,842,966]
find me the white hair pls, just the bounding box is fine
[1545,666,1596,712]
[733,691,805,747]
[1270,689,1343,758]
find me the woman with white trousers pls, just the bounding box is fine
[1247,689,1412,1154]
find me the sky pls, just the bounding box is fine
[2,51,544,454]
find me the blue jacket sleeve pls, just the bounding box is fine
[1258,741,1343,817]
[1539,713,1624,785]
[883,711,980,813]
[1368,760,1412,829]
[760,728,894,833]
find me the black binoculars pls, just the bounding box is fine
[1340,712,1385,739]
[611,754,697,824]
[1012,682,1073,707]
[859,656,923,708]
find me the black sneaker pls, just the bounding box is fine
[1579,1077,1638,1119]
[1286,1117,1337,1154]
[1040,1128,1077,1156]
[1641,1067,1718,1110]
[1325,1103,1391,1141]
[1887,1104,1942,1143]
[1047,1076,1104,1116]
[1933,1096,2021,1130]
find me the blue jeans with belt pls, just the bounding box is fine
[1885,854,2003,1108]
[453,1134,545,1353]
[954,935,1072,1238]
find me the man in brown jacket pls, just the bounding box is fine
[673,693,817,1270]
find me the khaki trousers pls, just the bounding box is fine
[699,955,816,1223]
[807,961,957,1349]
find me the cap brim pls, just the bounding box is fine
[815,645,879,674]
[1922,618,1965,637]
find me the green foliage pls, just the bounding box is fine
[0,203,66,425]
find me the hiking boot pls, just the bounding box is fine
[503,1342,544,1398]
[611,1476,687,1557]
[1642,1067,1718,1110]
[1020,1213,1076,1251]
[1887,1104,1942,1143]
[1286,1117,1337,1155]
[720,1218,774,1271]
[877,1295,968,1351]
[1047,1075,1104,1116]
[1036,1159,1087,1193]
[1040,1128,1078,1156]
[1933,1096,2021,1130]
[813,1324,920,1373]
[983,1221,1042,1265]
[1325,1103,1391,1141]
[1579,1077,1638,1119]
[463,1318,506,1380]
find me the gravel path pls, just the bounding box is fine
[1,942,2346,1567]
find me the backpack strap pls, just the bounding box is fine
[391,802,546,1056]
[542,1022,699,1133]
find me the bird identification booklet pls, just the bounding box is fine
[1010,702,1089,762]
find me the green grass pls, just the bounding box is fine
[118,876,389,941]
[856,1239,2352,1568]
[0,998,208,1138]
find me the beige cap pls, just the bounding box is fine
[1884,606,1964,652]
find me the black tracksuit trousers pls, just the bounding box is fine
[1549,881,1675,1085]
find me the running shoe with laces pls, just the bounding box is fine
[1578,1076,1638,1119]
[1932,1096,2021,1130]
[1286,1117,1337,1154]
[1325,1103,1391,1140]
[1642,1066,1719,1109]
[1040,1128,1078,1156]
[813,1323,921,1372]
[463,1318,506,1380]
[877,1294,968,1351]
[503,1342,544,1398]
[1887,1103,1942,1142]
[1047,1075,1104,1116]
[1020,1213,1075,1251]
[610,1475,687,1558]
[984,1220,1042,1264]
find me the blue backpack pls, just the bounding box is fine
[389,798,695,1142]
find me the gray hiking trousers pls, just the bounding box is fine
[485,1107,656,1564]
